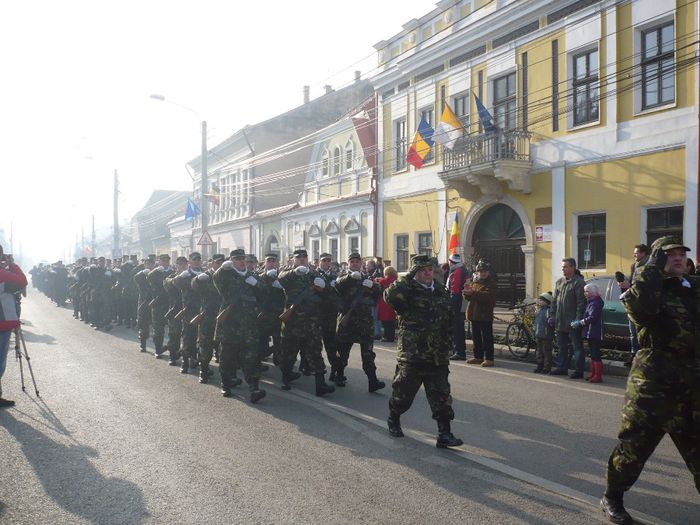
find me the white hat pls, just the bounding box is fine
[448,254,461,263]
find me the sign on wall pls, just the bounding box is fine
[535,224,552,243]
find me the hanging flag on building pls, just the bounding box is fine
[406,117,435,169]
[448,214,461,254]
[474,94,497,133]
[351,95,377,170]
[185,198,200,221]
[433,103,464,150]
[205,182,221,206]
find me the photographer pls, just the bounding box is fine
[0,246,28,408]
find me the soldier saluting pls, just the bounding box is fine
[333,252,385,392]
[384,254,463,449]
[601,235,700,524]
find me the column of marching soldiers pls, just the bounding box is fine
[32,249,387,404]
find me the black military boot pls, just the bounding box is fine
[436,419,463,449]
[367,369,385,392]
[154,344,165,358]
[198,364,210,384]
[139,337,147,353]
[387,412,404,437]
[600,494,633,524]
[281,369,301,391]
[314,373,335,397]
[329,368,337,382]
[249,380,266,404]
[220,373,232,397]
[333,367,346,387]
[180,356,189,374]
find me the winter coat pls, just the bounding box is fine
[465,275,497,322]
[550,273,586,333]
[376,275,397,322]
[581,295,604,340]
[0,263,27,331]
[534,305,554,340]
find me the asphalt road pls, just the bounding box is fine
[0,292,697,524]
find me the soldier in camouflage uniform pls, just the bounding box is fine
[133,256,156,352]
[213,249,266,403]
[601,236,700,524]
[317,253,341,380]
[277,249,334,396]
[164,256,188,366]
[173,252,204,374]
[148,254,172,357]
[384,254,463,449]
[117,260,138,328]
[334,252,385,392]
[191,253,224,383]
[256,253,285,367]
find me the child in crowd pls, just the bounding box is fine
[571,283,604,383]
[533,292,554,374]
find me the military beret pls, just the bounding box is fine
[264,253,278,261]
[190,252,202,260]
[230,248,245,258]
[293,249,308,258]
[651,235,690,252]
[348,252,362,261]
[410,254,432,268]
[245,254,258,263]
[158,254,171,261]
[319,252,332,260]
[212,253,226,263]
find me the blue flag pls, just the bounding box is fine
[474,94,497,133]
[185,198,200,221]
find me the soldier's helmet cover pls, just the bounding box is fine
[651,235,690,252]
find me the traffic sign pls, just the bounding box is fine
[197,231,214,246]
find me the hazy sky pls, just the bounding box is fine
[1,0,434,265]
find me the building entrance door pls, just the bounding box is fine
[472,203,526,306]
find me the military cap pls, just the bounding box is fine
[230,248,245,258]
[651,235,690,252]
[319,252,332,260]
[190,252,202,260]
[264,253,278,261]
[212,253,226,263]
[410,254,433,269]
[130,255,138,261]
[158,254,171,261]
[245,254,258,263]
[97,256,105,261]
[348,252,362,261]
[148,254,156,260]
[293,249,308,258]
[175,256,188,264]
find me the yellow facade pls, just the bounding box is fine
[383,192,440,263]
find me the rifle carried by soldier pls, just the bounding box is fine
[278,283,322,322]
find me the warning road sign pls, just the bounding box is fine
[197,231,214,246]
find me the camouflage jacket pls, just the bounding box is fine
[134,269,153,303]
[278,267,323,321]
[212,267,260,323]
[384,275,452,366]
[317,268,342,319]
[164,269,183,311]
[335,271,382,340]
[191,269,221,317]
[147,266,171,308]
[255,269,286,317]
[173,268,203,312]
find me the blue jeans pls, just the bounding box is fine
[0,329,13,396]
[555,329,585,374]
[629,320,639,356]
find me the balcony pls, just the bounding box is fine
[439,129,532,195]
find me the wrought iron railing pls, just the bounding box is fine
[442,129,532,171]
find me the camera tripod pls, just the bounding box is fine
[14,326,40,397]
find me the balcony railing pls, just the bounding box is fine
[442,128,531,171]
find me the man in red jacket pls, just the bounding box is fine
[0,247,28,408]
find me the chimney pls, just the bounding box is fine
[324,84,333,94]
[303,85,310,104]
[354,70,361,82]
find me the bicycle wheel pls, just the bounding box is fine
[505,322,532,359]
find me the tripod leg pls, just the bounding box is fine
[17,329,39,397]
[14,328,26,392]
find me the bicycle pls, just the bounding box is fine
[505,302,537,359]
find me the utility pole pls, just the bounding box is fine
[201,120,209,260]
[91,215,96,256]
[81,226,85,257]
[113,169,120,258]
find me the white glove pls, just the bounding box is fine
[362,278,374,288]
[159,266,169,272]
[245,275,258,286]
[141,269,150,276]
[221,260,234,270]
[196,273,209,281]
[330,280,336,288]
[350,271,362,280]
[105,270,112,277]
[179,271,191,279]
[294,265,309,275]
[313,277,326,289]
[272,280,283,289]
[266,269,278,278]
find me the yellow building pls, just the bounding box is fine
[373,0,697,304]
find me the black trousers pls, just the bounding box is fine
[471,320,494,360]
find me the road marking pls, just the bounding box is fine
[373,345,624,399]
[260,379,672,525]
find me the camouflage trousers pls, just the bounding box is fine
[257,315,282,362]
[136,301,151,342]
[166,317,182,360]
[279,317,325,376]
[321,316,339,370]
[151,303,168,350]
[389,363,455,422]
[197,315,217,368]
[606,350,700,495]
[335,339,376,374]
[180,316,198,361]
[219,319,259,386]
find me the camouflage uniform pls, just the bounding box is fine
[164,269,183,364]
[147,265,171,355]
[134,268,153,351]
[255,268,285,365]
[318,266,341,374]
[606,236,700,498]
[117,262,138,328]
[191,268,221,380]
[173,268,203,372]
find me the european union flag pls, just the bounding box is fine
[474,94,497,133]
[185,198,200,221]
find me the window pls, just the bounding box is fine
[573,48,599,125]
[418,232,433,257]
[394,118,407,171]
[577,213,606,268]
[329,238,339,263]
[493,72,517,131]
[452,93,469,128]
[348,236,359,257]
[312,240,320,262]
[321,149,330,177]
[641,22,674,110]
[420,107,434,162]
[647,206,683,245]
[396,235,409,272]
[344,140,354,171]
[333,146,342,175]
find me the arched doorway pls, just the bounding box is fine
[473,203,526,306]
[265,234,280,259]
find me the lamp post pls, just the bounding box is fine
[150,94,209,259]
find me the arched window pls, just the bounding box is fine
[333,146,342,175]
[321,149,330,177]
[344,139,354,171]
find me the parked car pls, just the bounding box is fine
[585,276,630,348]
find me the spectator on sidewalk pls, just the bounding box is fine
[549,257,586,378]
[533,292,554,374]
[571,283,604,383]
[446,254,469,361]
[463,261,497,367]
[376,267,397,342]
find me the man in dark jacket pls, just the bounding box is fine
[549,257,586,378]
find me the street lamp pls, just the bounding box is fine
[150,94,209,259]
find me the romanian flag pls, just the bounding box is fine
[433,103,464,150]
[406,117,434,169]
[448,214,461,254]
[205,182,221,206]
